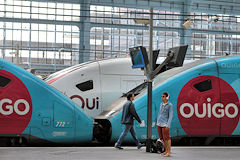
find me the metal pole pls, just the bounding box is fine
[149,8,153,72]
[146,7,153,152]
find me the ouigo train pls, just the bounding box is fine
[0,59,93,146]
[1,56,240,146]
[96,56,240,145]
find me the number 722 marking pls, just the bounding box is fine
[56,122,66,127]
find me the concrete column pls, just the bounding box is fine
[79,0,91,63]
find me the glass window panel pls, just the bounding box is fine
[31,14,39,19]
[13,30,21,41]
[21,50,29,58]
[39,31,46,42]
[13,23,21,29]
[64,26,72,32]
[48,15,55,20]
[24,1,31,6]
[14,5,21,13]
[6,0,14,4]
[39,2,47,8]
[76,80,93,92]
[64,36,72,43]
[48,2,55,8]
[72,10,80,16]
[39,7,47,14]
[0,6,4,17]
[6,12,13,18]
[72,26,79,32]
[0,29,3,40]
[56,25,63,31]
[56,15,63,21]
[47,32,55,43]
[14,12,21,18]
[39,14,47,20]
[39,24,47,30]
[47,24,55,31]
[48,8,55,14]
[32,2,39,7]
[32,7,39,14]
[31,23,38,30]
[64,16,72,21]
[57,3,64,8]
[6,30,13,40]
[56,32,63,43]
[0,75,11,87]
[22,13,30,19]
[72,4,80,10]
[57,8,63,15]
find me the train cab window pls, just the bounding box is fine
[0,75,11,87]
[76,80,93,92]
[193,79,212,92]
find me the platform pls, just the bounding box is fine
[0,146,240,160]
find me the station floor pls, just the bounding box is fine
[0,146,240,160]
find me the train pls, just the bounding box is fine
[45,57,194,119]
[0,59,93,146]
[2,55,240,146]
[45,58,145,118]
[95,56,240,145]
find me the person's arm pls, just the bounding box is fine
[167,103,173,128]
[130,103,141,123]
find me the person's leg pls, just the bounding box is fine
[168,139,171,154]
[163,127,171,157]
[157,126,166,154]
[115,124,131,147]
[157,126,163,141]
[129,125,141,148]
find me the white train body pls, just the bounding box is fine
[45,58,145,118]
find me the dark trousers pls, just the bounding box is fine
[115,124,141,147]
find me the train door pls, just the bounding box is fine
[218,73,240,135]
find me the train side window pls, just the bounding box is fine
[194,79,212,92]
[76,80,93,92]
[0,75,11,87]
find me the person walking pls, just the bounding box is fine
[157,92,173,157]
[114,92,142,150]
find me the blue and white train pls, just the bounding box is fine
[1,56,240,145]
[0,59,93,145]
[97,56,240,144]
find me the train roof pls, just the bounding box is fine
[45,58,143,83]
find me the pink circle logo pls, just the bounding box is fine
[177,75,240,135]
[0,69,32,134]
